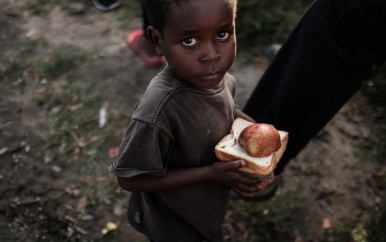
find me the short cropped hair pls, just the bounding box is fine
[143,0,237,32]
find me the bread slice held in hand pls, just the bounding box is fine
[215,118,288,177]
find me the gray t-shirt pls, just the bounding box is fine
[109,66,237,242]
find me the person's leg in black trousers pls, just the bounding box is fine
[243,0,386,176]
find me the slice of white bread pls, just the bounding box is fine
[215,118,289,177]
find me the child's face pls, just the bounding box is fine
[158,0,236,89]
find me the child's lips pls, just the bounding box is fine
[202,71,221,80]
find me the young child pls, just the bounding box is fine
[109,0,262,241]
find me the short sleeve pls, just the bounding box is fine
[108,119,168,177]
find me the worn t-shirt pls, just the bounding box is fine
[109,66,237,242]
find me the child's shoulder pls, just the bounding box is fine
[223,72,237,90]
[132,73,182,122]
[142,72,181,103]
[224,72,236,82]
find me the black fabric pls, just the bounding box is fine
[243,0,386,174]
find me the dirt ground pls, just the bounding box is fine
[1,1,385,242]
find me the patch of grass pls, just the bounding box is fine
[363,65,386,106]
[224,189,307,242]
[0,51,88,86]
[40,80,102,159]
[37,79,132,207]
[324,213,368,242]
[36,52,88,80]
[354,63,386,242]
[366,203,386,242]
[1,50,108,175]
[0,59,26,81]
[29,52,130,173]
[236,0,314,54]
[334,203,386,242]
[37,79,126,175]
[361,64,386,163]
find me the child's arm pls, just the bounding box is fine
[117,160,262,197]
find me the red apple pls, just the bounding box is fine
[238,123,281,158]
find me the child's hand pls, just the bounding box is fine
[209,160,263,197]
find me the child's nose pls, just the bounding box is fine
[200,42,220,63]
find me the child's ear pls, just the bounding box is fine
[146,26,164,56]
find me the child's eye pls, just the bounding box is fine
[182,38,198,47]
[216,31,230,40]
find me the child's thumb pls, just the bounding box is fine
[233,159,246,169]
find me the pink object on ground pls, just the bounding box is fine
[127,29,166,67]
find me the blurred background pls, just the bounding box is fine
[1,0,385,241]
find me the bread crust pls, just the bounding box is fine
[215,118,289,178]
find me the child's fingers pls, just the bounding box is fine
[233,183,261,194]
[233,174,261,186]
[211,161,261,185]
[231,185,261,198]
[231,187,248,197]
[226,159,246,170]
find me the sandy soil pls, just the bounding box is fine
[1,1,385,242]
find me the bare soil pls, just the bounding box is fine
[1,1,385,242]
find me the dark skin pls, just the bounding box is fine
[118,0,262,198]
[150,0,236,89]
